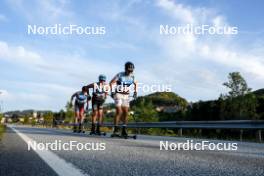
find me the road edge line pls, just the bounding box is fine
[8,125,89,176]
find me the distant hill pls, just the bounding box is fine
[131,92,188,112]
[253,89,264,96]
[146,92,188,106]
[4,110,51,118]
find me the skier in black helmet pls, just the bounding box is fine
[110,61,138,137]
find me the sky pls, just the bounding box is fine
[0,0,264,111]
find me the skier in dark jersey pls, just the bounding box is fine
[86,75,109,135]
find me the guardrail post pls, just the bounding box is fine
[137,128,140,135]
[199,129,202,136]
[240,130,243,142]
[257,130,262,143]
[178,128,182,137]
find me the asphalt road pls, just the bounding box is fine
[0,125,264,176]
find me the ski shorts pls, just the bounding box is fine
[74,102,85,114]
[92,97,105,111]
[114,93,130,107]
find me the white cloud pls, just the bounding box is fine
[0,41,44,65]
[0,81,76,111]
[212,16,228,27]
[6,0,74,23]
[157,0,195,23]
[1,91,52,111]
[0,40,119,81]
[124,0,263,102]
[203,46,264,78]
[0,41,121,111]
[99,0,143,26]
[156,0,264,81]
[0,90,9,98]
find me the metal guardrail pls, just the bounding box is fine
[99,120,264,129]
[58,120,263,142]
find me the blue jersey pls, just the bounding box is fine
[116,72,135,86]
[114,72,135,94]
[75,91,88,104]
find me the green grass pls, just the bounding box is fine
[0,124,6,140]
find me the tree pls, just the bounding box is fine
[43,112,53,127]
[221,72,257,119]
[131,97,157,122]
[0,113,3,124]
[253,89,264,120]
[131,98,158,134]
[223,72,251,98]
[65,101,74,123]
[186,100,221,121]
[23,116,29,124]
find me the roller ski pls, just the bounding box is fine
[90,131,107,136]
[110,126,137,139]
[73,125,77,133]
[78,123,85,133]
[89,124,106,136]
[90,131,106,136]
[110,134,137,139]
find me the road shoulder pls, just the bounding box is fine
[0,127,58,176]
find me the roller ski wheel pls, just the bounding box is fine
[110,133,120,138]
[125,135,137,139]
[90,132,106,136]
[90,131,96,135]
[110,134,137,140]
[98,132,106,136]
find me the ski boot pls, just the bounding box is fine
[95,124,101,135]
[90,123,96,135]
[73,125,77,133]
[110,126,120,137]
[78,123,85,133]
[121,126,128,138]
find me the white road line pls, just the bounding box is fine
[9,125,89,176]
